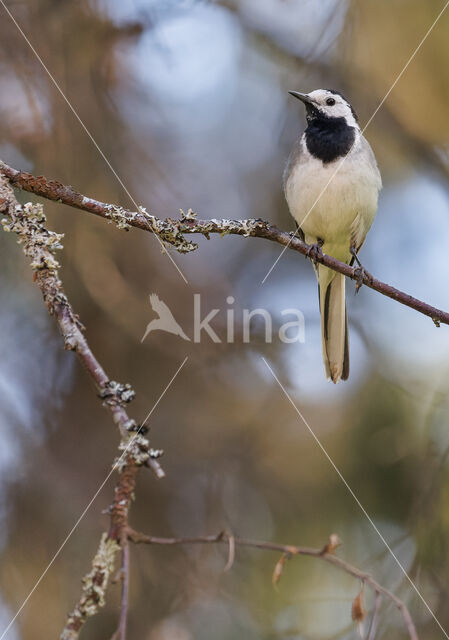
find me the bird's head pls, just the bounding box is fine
[289,89,359,129]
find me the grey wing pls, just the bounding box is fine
[349,136,382,262]
[359,135,382,191]
[283,136,307,243]
[283,135,305,195]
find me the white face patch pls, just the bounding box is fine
[306,89,359,129]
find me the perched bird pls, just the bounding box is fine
[141,293,190,342]
[284,89,382,383]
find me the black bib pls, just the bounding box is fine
[305,115,356,164]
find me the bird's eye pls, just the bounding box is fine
[326,97,336,106]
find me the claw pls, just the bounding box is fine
[353,265,373,293]
[350,246,372,293]
[306,241,324,264]
[353,266,366,293]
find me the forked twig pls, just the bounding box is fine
[127,529,418,640]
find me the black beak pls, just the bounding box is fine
[288,91,314,105]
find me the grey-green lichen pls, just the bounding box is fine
[99,380,136,407]
[178,216,267,242]
[114,432,164,472]
[1,201,64,271]
[60,533,119,640]
[144,213,267,253]
[97,200,268,256]
[104,204,137,231]
[139,206,198,254]
[179,207,197,221]
[0,193,80,324]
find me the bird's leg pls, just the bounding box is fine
[306,237,324,264]
[350,246,371,293]
[291,222,305,242]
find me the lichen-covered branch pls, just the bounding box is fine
[0,172,165,479]
[60,449,147,639]
[1,160,448,327]
[0,173,164,639]
[127,529,418,640]
[60,534,120,640]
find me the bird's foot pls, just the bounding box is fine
[306,239,324,264]
[353,266,368,293]
[350,247,371,293]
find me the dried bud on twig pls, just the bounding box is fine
[272,552,291,588]
[223,533,235,572]
[352,585,366,623]
[320,533,342,555]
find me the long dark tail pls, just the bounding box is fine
[318,270,349,383]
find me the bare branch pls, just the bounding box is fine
[127,529,419,640]
[1,161,448,327]
[367,592,382,640]
[110,538,130,640]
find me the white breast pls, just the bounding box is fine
[285,134,381,260]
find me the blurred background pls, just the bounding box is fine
[0,0,449,638]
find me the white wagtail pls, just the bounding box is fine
[284,89,382,383]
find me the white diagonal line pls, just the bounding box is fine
[0,0,189,285]
[261,0,449,284]
[261,357,449,639]
[0,356,188,640]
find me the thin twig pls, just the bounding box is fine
[367,592,382,640]
[127,529,419,640]
[115,539,130,640]
[1,161,447,327]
